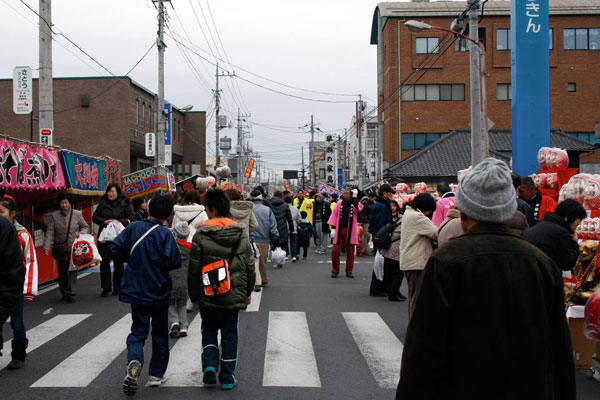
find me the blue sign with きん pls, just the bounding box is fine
[164,103,172,145]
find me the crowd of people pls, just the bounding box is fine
[1,159,599,396]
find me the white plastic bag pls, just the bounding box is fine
[69,234,102,271]
[98,221,125,243]
[272,246,286,265]
[373,250,384,281]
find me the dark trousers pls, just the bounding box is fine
[297,245,308,259]
[383,257,403,298]
[98,242,124,291]
[200,309,240,384]
[57,259,77,297]
[289,233,298,259]
[370,271,386,295]
[9,295,27,360]
[331,228,355,273]
[126,304,170,379]
[404,270,424,320]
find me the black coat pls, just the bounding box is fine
[523,212,580,271]
[313,200,332,234]
[270,197,293,246]
[397,223,575,399]
[93,195,135,237]
[0,217,25,325]
[297,220,319,247]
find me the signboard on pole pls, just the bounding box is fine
[145,133,156,157]
[244,158,256,178]
[13,66,32,115]
[164,103,172,166]
[40,128,53,145]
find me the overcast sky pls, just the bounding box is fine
[1,0,401,175]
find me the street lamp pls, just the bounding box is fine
[180,104,194,112]
[405,19,489,166]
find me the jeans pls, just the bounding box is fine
[289,233,298,259]
[98,242,124,291]
[314,221,323,251]
[168,299,188,331]
[200,309,240,384]
[57,259,77,297]
[126,304,170,378]
[10,295,27,345]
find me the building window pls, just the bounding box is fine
[136,99,140,125]
[456,27,487,51]
[497,83,512,101]
[497,29,510,50]
[142,102,146,128]
[416,37,439,54]
[402,133,446,150]
[549,28,554,50]
[319,169,326,179]
[367,127,377,137]
[566,132,600,144]
[401,84,465,102]
[565,28,600,50]
[568,82,576,92]
[149,105,153,130]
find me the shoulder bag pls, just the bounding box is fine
[201,233,243,297]
[52,210,73,259]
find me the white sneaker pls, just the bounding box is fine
[169,323,180,338]
[592,369,600,382]
[146,376,168,387]
[179,329,188,337]
[292,257,297,262]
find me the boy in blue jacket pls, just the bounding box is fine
[109,194,181,396]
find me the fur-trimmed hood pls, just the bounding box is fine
[173,203,206,221]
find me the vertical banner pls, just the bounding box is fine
[164,103,172,166]
[244,158,256,178]
[511,0,550,175]
[13,66,32,114]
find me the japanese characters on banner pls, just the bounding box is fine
[176,175,201,192]
[325,135,335,187]
[0,137,66,191]
[105,158,123,188]
[122,167,171,199]
[60,152,106,195]
[220,182,234,191]
[244,158,256,179]
[317,182,342,197]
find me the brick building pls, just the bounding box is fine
[371,0,600,170]
[0,76,206,174]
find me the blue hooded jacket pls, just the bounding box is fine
[109,219,181,306]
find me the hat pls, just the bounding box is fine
[251,192,263,201]
[171,221,190,239]
[455,158,517,223]
[379,184,395,194]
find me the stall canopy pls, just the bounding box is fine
[123,166,175,199]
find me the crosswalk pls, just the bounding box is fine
[1,309,404,390]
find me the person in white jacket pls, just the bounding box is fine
[172,190,208,242]
[0,192,38,370]
[399,193,437,319]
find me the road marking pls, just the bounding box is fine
[246,289,262,312]
[163,314,203,387]
[37,272,92,296]
[315,261,371,264]
[32,314,131,387]
[0,314,91,370]
[263,311,321,387]
[342,312,403,389]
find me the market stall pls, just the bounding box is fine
[122,166,175,199]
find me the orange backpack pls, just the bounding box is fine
[201,233,242,297]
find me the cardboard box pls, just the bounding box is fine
[568,317,597,370]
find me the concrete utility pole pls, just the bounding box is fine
[214,64,235,168]
[356,96,364,188]
[301,146,306,191]
[155,0,166,166]
[39,0,53,145]
[310,114,315,188]
[468,0,485,166]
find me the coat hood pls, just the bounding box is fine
[174,203,205,221]
[271,197,285,206]
[230,200,254,219]
[446,208,461,219]
[197,219,246,247]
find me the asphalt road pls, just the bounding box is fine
[1,250,598,399]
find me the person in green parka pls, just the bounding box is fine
[188,189,255,391]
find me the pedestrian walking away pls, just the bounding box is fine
[328,189,363,278]
[108,194,181,396]
[284,195,302,261]
[249,191,278,289]
[43,192,89,302]
[270,191,294,266]
[369,184,395,294]
[188,189,255,390]
[93,184,134,297]
[172,190,208,242]
[169,222,193,338]
[297,211,319,260]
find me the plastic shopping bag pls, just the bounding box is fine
[98,221,125,243]
[70,234,102,271]
[272,246,286,265]
[373,250,384,281]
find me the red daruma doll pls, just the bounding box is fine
[584,176,600,210]
[538,147,550,170]
[414,182,427,194]
[567,174,593,203]
[395,183,408,194]
[546,148,569,170]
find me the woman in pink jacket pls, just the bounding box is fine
[328,189,363,278]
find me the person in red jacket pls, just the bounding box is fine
[518,176,557,227]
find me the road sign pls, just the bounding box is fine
[145,132,156,157]
[13,66,32,114]
[164,103,172,166]
[40,128,53,145]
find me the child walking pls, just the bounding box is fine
[188,189,255,390]
[0,193,38,370]
[297,211,319,260]
[108,194,181,396]
[169,222,192,338]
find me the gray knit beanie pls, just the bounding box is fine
[455,157,516,223]
[171,221,190,239]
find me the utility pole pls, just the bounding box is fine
[39,0,53,145]
[356,95,364,189]
[310,114,315,188]
[155,0,167,166]
[344,129,349,187]
[214,64,235,168]
[301,146,306,191]
[468,0,485,166]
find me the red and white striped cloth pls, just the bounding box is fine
[16,224,38,301]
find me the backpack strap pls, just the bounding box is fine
[227,232,244,265]
[130,224,159,256]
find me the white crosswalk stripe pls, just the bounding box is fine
[342,312,403,389]
[0,314,91,371]
[31,314,131,387]
[245,289,262,312]
[162,314,203,387]
[263,311,321,387]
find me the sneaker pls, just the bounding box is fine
[331,272,339,278]
[253,286,262,292]
[123,360,142,396]
[6,359,24,370]
[346,273,355,278]
[179,329,188,337]
[592,369,600,382]
[292,257,297,262]
[101,288,111,297]
[220,378,238,390]
[202,366,217,384]
[169,323,180,338]
[147,376,167,387]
